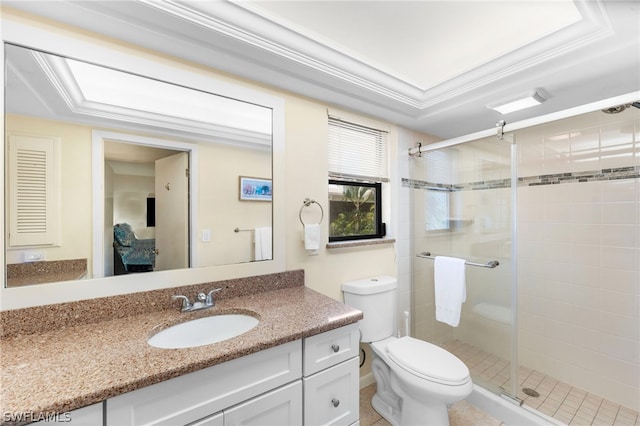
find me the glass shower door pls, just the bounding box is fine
[410,133,518,401]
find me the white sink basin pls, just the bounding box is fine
[148,314,259,349]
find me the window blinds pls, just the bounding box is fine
[328,116,389,182]
[424,149,453,184]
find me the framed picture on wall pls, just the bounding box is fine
[239,176,272,201]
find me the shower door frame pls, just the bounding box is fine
[408,90,640,407]
[411,128,520,404]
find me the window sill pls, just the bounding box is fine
[326,238,396,250]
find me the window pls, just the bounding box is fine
[423,149,454,233]
[329,180,384,241]
[328,115,388,242]
[425,189,450,232]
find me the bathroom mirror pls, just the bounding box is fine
[4,43,274,288]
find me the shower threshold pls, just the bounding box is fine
[441,340,639,426]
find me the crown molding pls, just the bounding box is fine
[29,48,271,148]
[145,0,613,111]
[144,0,426,108]
[417,1,614,111]
[3,0,638,138]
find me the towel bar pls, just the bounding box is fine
[417,252,499,269]
[299,198,324,226]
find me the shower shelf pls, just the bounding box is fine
[416,252,499,269]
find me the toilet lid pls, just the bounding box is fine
[386,337,470,386]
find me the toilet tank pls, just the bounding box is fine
[341,276,397,343]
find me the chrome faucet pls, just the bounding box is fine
[172,288,222,312]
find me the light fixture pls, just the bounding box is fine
[488,89,547,115]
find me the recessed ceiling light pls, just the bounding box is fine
[488,89,547,115]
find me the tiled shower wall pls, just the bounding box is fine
[405,106,639,412]
[517,108,639,411]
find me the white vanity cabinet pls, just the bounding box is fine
[96,323,359,426]
[106,340,302,426]
[302,322,360,426]
[224,380,302,425]
[186,381,302,426]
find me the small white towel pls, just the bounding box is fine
[304,224,320,251]
[254,227,272,261]
[434,256,466,327]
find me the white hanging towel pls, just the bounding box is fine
[254,227,272,260]
[304,224,320,251]
[434,256,467,327]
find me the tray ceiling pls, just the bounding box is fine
[3,0,640,139]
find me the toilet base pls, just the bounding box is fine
[370,356,455,426]
[398,394,450,426]
[370,382,452,426]
[371,357,401,425]
[371,393,401,426]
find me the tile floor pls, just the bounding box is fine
[441,340,640,426]
[360,383,504,426]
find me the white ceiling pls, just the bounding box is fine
[4,0,640,139]
[241,1,583,91]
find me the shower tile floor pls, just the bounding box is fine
[442,340,640,426]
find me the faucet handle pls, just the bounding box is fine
[205,288,223,305]
[172,295,192,311]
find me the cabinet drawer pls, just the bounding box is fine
[303,357,359,426]
[107,340,302,426]
[225,380,302,426]
[303,323,359,376]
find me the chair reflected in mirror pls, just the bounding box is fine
[113,223,155,275]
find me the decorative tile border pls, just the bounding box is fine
[520,166,639,186]
[402,165,639,191]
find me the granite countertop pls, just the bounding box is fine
[0,282,362,421]
[6,259,87,287]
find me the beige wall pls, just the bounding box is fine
[6,114,279,272]
[5,114,93,268]
[281,95,397,301]
[2,10,399,385]
[283,96,396,300]
[4,68,398,303]
[282,96,397,384]
[197,143,272,266]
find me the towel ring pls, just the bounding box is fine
[299,198,324,226]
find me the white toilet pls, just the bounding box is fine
[342,276,473,426]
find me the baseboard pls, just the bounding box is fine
[360,372,375,389]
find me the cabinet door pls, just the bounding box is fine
[224,381,302,426]
[303,358,359,426]
[107,340,301,426]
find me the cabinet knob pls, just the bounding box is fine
[331,344,340,353]
[331,398,340,408]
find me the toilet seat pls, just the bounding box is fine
[386,337,470,386]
